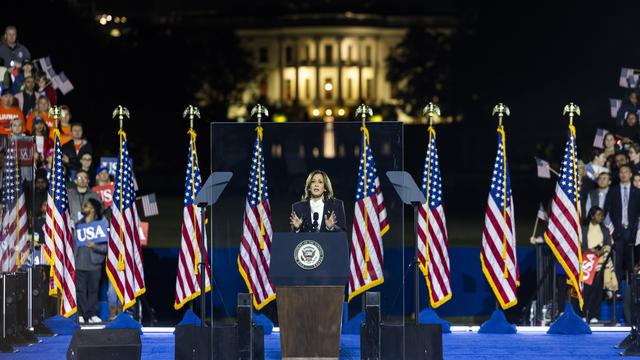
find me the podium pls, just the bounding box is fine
[271,232,349,359]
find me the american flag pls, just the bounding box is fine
[592,128,608,149]
[535,157,551,179]
[141,193,159,217]
[416,126,451,308]
[348,127,389,302]
[0,139,28,272]
[174,130,211,310]
[237,127,275,309]
[620,67,639,88]
[609,99,622,119]
[480,127,519,309]
[106,131,146,310]
[42,131,76,317]
[544,126,583,309]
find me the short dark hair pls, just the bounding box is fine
[587,206,604,221]
[619,163,633,173]
[84,198,103,220]
[592,149,604,160]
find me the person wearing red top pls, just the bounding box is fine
[0,89,24,135]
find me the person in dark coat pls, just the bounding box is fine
[290,170,346,233]
[581,206,612,323]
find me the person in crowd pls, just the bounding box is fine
[0,26,30,70]
[618,113,640,145]
[32,118,52,167]
[10,59,34,95]
[78,153,94,183]
[605,164,640,281]
[629,143,640,174]
[94,165,113,187]
[67,169,101,222]
[585,172,611,215]
[36,71,56,106]
[604,132,618,158]
[14,75,37,117]
[0,88,24,135]
[74,198,107,324]
[633,173,640,190]
[617,90,640,128]
[611,152,630,184]
[53,105,73,145]
[61,122,92,174]
[582,206,615,324]
[9,118,25,136]
[25,95,53,132]
[32,169,48,217]
[586,150,608,181]
[290,170,346,232]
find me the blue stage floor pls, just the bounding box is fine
[0,330,630,359]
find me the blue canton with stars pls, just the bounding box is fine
[246,135,269,207]
[183,139,202,206]
[355,131,380,201]
[114,135,136,211]
[489,132,512,210]
[558,130,579,205]
[49,135,68,213]
[421,134,443,209]
[1,141,22,210]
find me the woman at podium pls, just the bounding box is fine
[290,170,346,232]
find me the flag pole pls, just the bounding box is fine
[112,105,130,310]
[492,103,511,280]
[47,106,62,312]
[419,102,440,315]
[356,104,373,281]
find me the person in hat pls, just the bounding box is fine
[10,59,34,95]
[0,88,24,135]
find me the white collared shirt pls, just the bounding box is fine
[309,198,324,231]
[621,183,631,227]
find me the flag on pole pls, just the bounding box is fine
[544,126,584,309]
[348,126,389,302]
[537,203,548,221]
[42,129,77,317]
[593,128,608,149]
[237,126,276,309]
[417,126,451,308]
[610,99,622,119]
[535,157,551,179]
[106,130,146,310]
[174,129,212,310]
[480,125,519,309]
[0,139,28,272]
[620,68,639,88]
[140,193,159,217]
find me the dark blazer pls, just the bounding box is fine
[291,198,346,232]
[581,223,612,252]
[604,184,640,235]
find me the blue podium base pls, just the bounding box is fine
[176,309,201,327]
[342,311,364,335]
[547,304,591,334]
[419,308,451,333]
[478,309,517,334]
[43,314,79,335]
[254,313,274,335]
[105,312,143,334]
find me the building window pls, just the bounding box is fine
[305,45,310,62]
[347,45,352,62]
[259,78,267,96]
[324,44,333,64]
[324,78,333,100]
[259,47,268,63]
[366,78,373,100]
[347,78,353,99]
[285,79,292,101]
[285,46,293,65]
[305,78,311,99]
[365,45,372,65]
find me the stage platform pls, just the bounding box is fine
[0,326,630,359]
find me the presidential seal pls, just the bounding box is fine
[294,240,324,270]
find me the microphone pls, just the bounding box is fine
[313,212,319,222]
[312,212,319,232]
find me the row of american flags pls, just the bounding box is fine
[0,113,584,316]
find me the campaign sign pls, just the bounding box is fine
[15,136,34,166]
[92,184,114,207]
[100,157,118,177]
[75,219,109,247]
[582,251,600,286]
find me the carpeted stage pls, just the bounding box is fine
[0,327,630,359]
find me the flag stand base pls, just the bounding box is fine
[478,309,517,334]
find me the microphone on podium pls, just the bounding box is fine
[312,212,319,232]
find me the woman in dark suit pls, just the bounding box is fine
[290,170,346,232]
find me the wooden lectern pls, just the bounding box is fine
[271,232,350,359]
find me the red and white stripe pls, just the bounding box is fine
[106,203,146,310]
[480,195,519,309]
[43,193,77,317]
[348,177,389,301]
[174,204,211,309]
[417,204,451,308]
[238,199,275,309]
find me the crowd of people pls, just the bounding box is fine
[0,25,118,325]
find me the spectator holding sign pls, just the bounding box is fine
[74,198,107,324]
[61,122,92,174]
[36,71,56,106]
[0,88,24,135]
[581,206,615,323]
[0,26,31,69]
[67,169,101,222]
